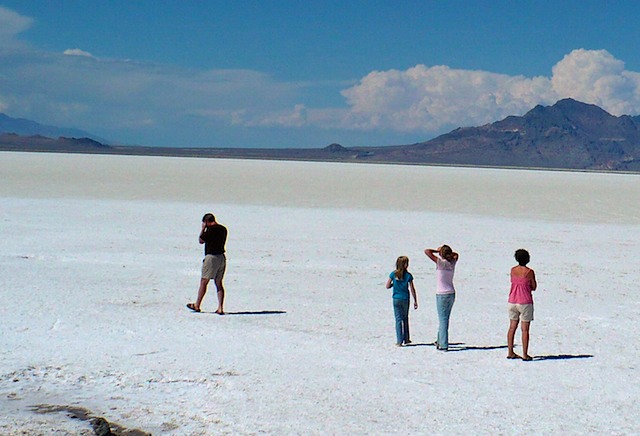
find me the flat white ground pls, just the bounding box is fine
[1,152,638,434]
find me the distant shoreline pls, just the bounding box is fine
[2,143,640,176]
[4,99,640,173]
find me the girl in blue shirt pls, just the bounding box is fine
[386,256,419,346]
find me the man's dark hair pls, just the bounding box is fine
[514,249,530,266]
[202,213,215,223]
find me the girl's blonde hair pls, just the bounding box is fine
[394,256,409,280]
[440,245,455,262]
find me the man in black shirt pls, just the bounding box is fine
[187,213,228,313]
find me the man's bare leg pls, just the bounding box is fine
[214,278,225,314]
[195,278,210,311]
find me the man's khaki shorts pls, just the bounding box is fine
[202,254,226,281]
[508,303,534,322]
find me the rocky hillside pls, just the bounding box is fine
[396,98,640,171]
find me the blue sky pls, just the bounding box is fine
[2,1,640,148]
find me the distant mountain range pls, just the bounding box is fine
[2,99,640,172]
[0,113,106,143]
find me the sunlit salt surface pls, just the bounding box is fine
[1,152,639,434]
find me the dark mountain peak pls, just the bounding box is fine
[488,98,624,138]
[324,143,347,152]
[525,98,608,116]
[523,98,615,129]
[553,97,609,114]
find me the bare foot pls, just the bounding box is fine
[215,309,225,315]
[507,353,521,359]
[522,355,533,361]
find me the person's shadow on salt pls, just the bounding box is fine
[448,344,509,351]
[221,310,287,316]
[403,342,506,350]
[402,343,593,360]
[531,354,593,361]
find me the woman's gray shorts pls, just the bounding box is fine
[508,303,534,322]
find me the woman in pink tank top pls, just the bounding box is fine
[424,244,459,351]
[507,249,537,361]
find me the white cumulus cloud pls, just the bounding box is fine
[256,49,640,134]
[551,49,640,116]
[338,65,555,132]
[246,104,308,127]
[63,48,94,58]
[0,6,33,40]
